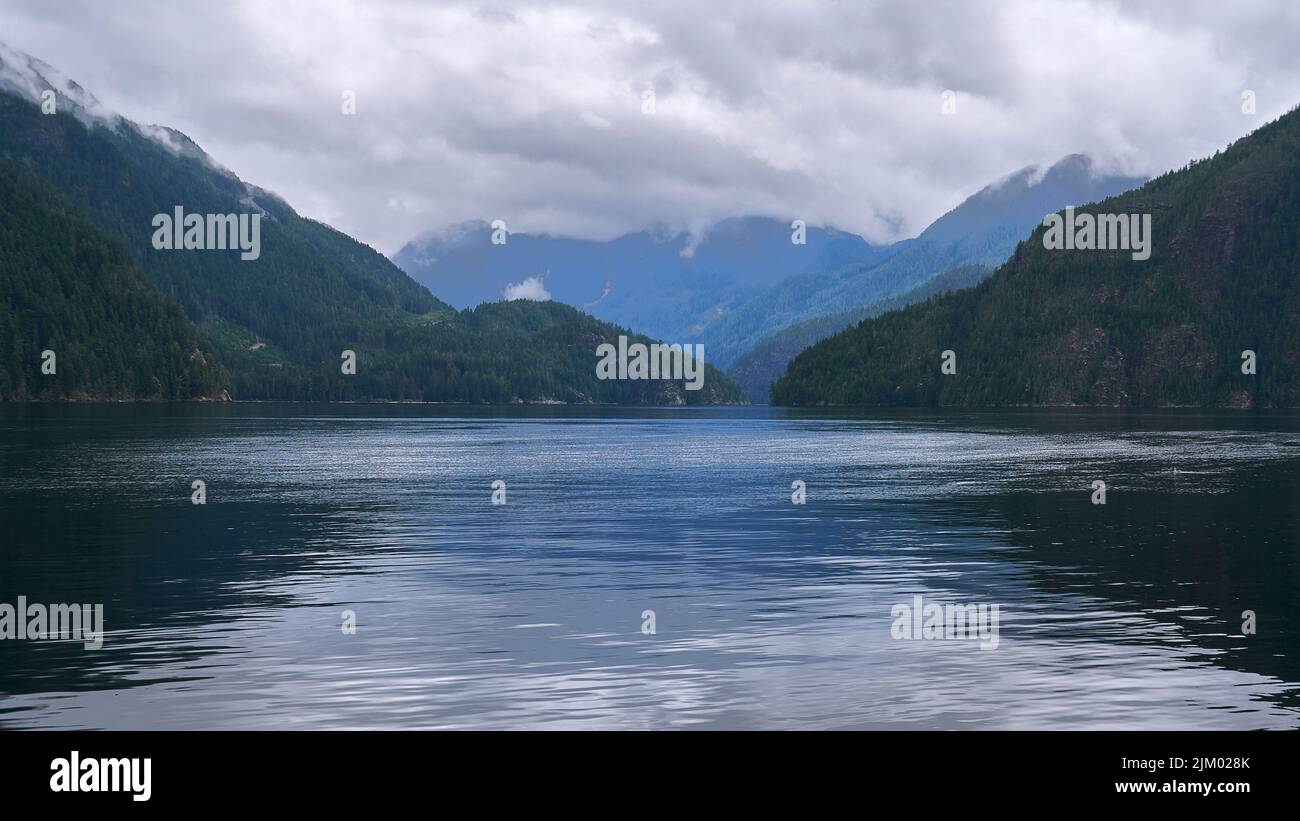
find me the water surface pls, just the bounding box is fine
[1,405,1297,729]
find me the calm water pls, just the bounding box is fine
[1,404,1297,729]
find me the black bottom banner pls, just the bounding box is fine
[0,730,1291,808]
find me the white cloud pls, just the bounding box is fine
[502,276,552,302]
[2,0,1299,254]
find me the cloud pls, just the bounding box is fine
[502,276,552,302]
[3,0,1300,255]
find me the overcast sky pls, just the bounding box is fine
[4,0,1300,253]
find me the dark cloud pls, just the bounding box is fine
[3,0,1299,253]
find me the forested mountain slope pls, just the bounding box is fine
[0,159,225,400]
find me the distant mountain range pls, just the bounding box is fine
[774,105,1300,408]
[0,43,744,404]
[399,156,1144,401]
[393,216,893,339]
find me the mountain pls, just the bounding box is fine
[773,105,1300,408]
[709,155,1146,400]
[0,43,744,404]
[393,216,893,342]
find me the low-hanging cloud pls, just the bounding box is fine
[3,0,1300,254]
[502,276,552,302]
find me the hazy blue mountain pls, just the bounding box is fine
[725,263,992,402]
[392,216,894,341]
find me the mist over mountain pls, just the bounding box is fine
[774,105,1300,408]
